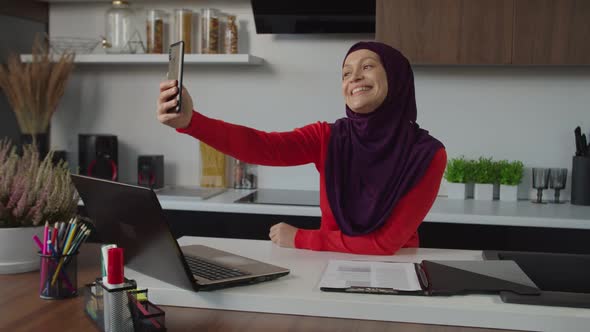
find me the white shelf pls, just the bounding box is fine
[19,53,264,65]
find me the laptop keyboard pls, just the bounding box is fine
[184,255,250,281]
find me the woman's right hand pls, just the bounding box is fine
[157,80,194,129]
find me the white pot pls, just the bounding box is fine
[500,184,518,201]
[474,183,494,200]
[446,182,469,199]
[0,226,44,274]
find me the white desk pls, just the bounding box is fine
[125,236,590,332]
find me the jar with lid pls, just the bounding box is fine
[233,159,257,189]
[201,8,220,54]
[105,0,134,53]
[223,15,238,54]
[173,9,193,53]
[146,9,168,54]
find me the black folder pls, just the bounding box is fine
[320,260,540,296]
[484,250,590,308]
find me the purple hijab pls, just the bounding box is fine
[325,42,444,236]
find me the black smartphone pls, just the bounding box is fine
[167,41,184,113]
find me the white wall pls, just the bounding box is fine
[49,1,590,198]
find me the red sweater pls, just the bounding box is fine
[178,111,447,255]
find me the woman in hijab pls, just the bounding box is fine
[157,42,446,255]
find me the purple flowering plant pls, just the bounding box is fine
[0,139,78,228]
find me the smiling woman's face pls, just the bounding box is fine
[342,49,388,114]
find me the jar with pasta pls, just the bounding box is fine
[146,9,168,53]
[201,8,219,54]
[173,8,193,53]
[200,142,226,187]
[223,15,238,54]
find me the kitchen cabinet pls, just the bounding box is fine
[0,0,48,24]
[376,0,513,65]
[512,0,590,65]
[376,0,590,65]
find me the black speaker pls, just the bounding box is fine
[51,150,68,166]
[138,155,164,189]
[79,134,118,181]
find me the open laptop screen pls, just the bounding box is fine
[72,174,195,290]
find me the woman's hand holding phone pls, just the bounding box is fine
[157,80,193,129]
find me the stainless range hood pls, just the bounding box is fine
[251,0,375,34]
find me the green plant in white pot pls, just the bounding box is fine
[444,156,475,199]
[498,160,524,201]
[0,139,79,274]
[473,157,498,200]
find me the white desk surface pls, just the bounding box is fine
[155,189,590,230]
[124,236,590,332]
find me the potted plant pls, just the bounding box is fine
[0,36,74,159]
[0,139,79,274]
[444,156,475,199]
[498,160,524,201]
[473,157,498,200]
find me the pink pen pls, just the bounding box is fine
[40,222,49,293]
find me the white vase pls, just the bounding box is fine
[474,183,494,200]
[446,182,469,199]
[0,226,44,274]
[500,184,518,201]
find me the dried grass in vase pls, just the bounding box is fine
[0,35,75,137]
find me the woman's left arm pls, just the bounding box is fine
[295,149,447,255]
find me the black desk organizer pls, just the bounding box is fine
[84,278,167,332]
[483,250,590,308]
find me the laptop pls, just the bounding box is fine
[71,174,289,291]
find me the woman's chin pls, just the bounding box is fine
[349,105,377,114]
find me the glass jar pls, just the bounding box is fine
[201,8,220,54]
[233,159,257,189]
[146,9,168,54]
[173,9,193,53]
[223,15,238,54]
[105,0,133,54]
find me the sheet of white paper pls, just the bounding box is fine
[319,260,422,291]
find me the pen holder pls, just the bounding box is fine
[571,156,590,206]
[84,280,166,332]
[98,278,137,332]
[38,251,78,299]
[127,289,167,332]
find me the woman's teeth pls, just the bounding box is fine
[352,86,371,95]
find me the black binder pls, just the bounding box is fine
[320,260,540,296]
[484,250,590,308]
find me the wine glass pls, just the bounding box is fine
[549,168,568,204]
[532,168,550,203]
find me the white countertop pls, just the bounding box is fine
[78,186,590,229]
[125,236,590,332]
[154,189,590,230]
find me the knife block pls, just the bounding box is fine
[571,156,590,206]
